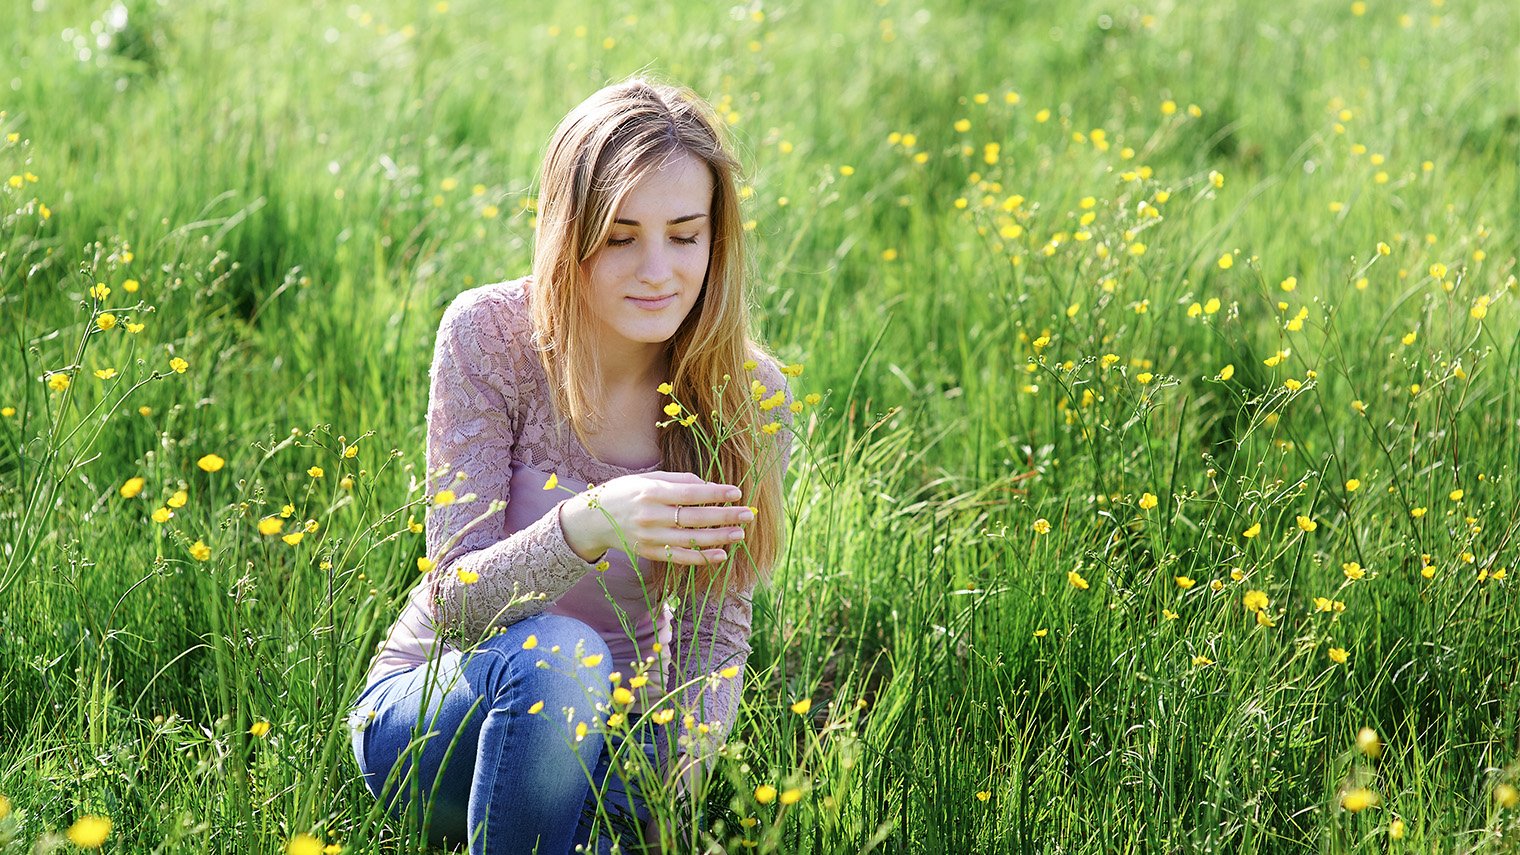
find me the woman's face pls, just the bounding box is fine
[582,149,714,372]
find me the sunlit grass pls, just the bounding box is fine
[2,0,1519,851]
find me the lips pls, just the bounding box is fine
[628,294,677,309]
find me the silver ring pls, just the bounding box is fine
[674,506,681,528]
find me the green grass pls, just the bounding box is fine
[3,0,1519,851]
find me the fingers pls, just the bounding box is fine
[640,471,743,503]
[672,504,754,530]
[637,542,730,566]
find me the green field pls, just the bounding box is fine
[3,0,1519,851]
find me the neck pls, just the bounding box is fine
[596,348,670,397]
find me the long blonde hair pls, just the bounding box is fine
[528,75,788,602]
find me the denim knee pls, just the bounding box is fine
[466,613,614,714]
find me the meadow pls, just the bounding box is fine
[2,0,1519,851]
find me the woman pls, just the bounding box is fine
[347,76,795,855]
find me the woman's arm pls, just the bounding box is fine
[423,289,606,647]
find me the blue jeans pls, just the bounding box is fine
[348,613,663,854]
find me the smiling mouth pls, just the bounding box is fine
[628,294,676,306]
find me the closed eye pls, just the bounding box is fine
[606,235,701,247]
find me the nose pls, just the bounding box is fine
[636,241,673,287]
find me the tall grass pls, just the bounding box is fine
[2,0,1518,851]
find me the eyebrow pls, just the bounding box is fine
[612,213,708,226]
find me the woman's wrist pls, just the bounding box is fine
[558,493,609,563]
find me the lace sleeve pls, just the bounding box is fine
[656,356,795,795]
[423,290,605,647]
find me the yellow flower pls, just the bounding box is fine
[780,788,803,805]
[527,700,544,714]
[1032,518,1051,535]
[1191,654,1214,667]
[1162,608,1179,620]
[433,488,455,505]
[1345,479,1361,492]
[120,476,146,498]
[1255,611,1276,627]
[1217,253,1234,270]
[1139,492,1158,510]
[122,278,140,292]
[657,382,674,395]
[257,516,284,535]
[416,557,433,573]
[189,540,211,561]
[456,568,479,584]
[303,519,319,533]
[1033,628,1048,638]
[1410,507,1427,518]
[804,392,822,406]
[1242,522,1261,539]
[1296,515,1317,532]
[580,653,603,668]
[543,473,558,490]
[1341,788,1379,812]
[790,697,812,715]
[1342,562,1365,581]
[47,372,71,392]
[1496,783,1519,808]
[93,367,117,380]
[1448,488,1464,502]
[89,282,111,301]
[612,687,634,705]
[1242,590,1269,612]
[0,407,13,418]
[287,834,323,855]
[1174,575,1196,589]
[1137,372,1154,384]
[307,466,324,478]
[1357,727,1382,758]
[249,720,271,738]
[167,489,188,508]
[197,453,226,472]
[755,784,777,805]
[66,815,112,848]
[781,362,805,378]
[761,421,782,435]
[976,790,991,802]
[1328,647,1349,664]
[1389,819,1405,839]
[151,507,173,523]
[651,708,675,725]
[743,359,758,371]
[407,514,422,532]
[339,475,354,490]
[282,504,296,518]
[1219,364,1235,381]
[96,312,117,331]
[275,531,303,547]
[1067,570,1089,590]
[663,402,682,417]
[169,356,189,373]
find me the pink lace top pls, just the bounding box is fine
[360,277,793,793]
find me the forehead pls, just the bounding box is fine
[613,149,713,221]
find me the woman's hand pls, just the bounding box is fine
[561,471,752,566]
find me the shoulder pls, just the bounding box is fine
[441,277,529,330]
[747,349,792,400]
[437,277,532,350]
